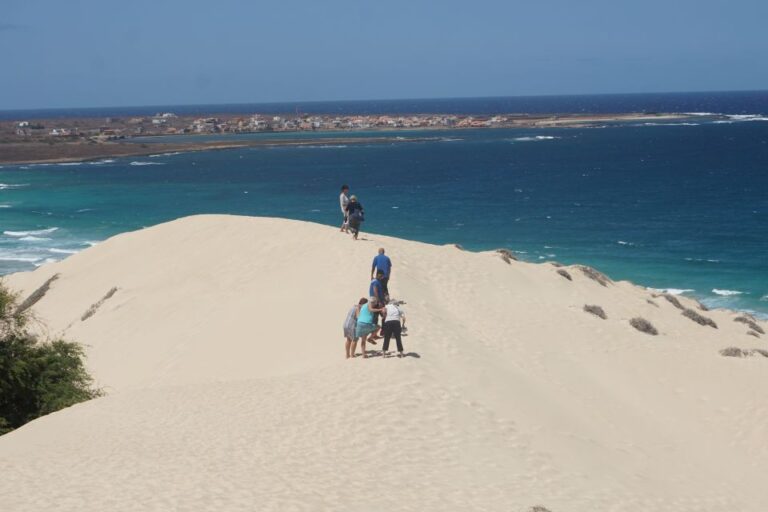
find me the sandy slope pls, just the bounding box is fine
[1,215,767,512]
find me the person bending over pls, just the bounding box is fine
[369,271,386,338]
[354,298,385,358]
[343,297,367,359]
[382,301,406,357]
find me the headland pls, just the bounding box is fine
[1,111,701,164]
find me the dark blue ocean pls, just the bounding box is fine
[1,92,767,316]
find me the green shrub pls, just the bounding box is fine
[0,281,101,435]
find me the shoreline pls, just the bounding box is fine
[0,112,698,165]
[0,135,436,165]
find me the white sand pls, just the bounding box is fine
[1,214,767,511]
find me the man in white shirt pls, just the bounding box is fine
[339,184,350,232]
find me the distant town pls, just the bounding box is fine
[0,111,699,164]
[3,111,697,142]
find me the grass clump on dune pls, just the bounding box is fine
[556,269,572,281]
[15,273,60,315]
[659,293,684,310]
[735,316,765,335]
[576,265,611,287]
[682,308,718,329]
[630,317,658,336]
[495,248,517,264]
[583,304,607,319]
[81,287,118,322]
[0,281,101,435]
[720,347,768,358]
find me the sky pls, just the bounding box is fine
[1,0,767,110]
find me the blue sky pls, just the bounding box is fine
[1,0,766,109]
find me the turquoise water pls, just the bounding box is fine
[1,114,767,317]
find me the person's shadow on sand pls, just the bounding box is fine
[366,351,420,359]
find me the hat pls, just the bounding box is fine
[350,195,358,201]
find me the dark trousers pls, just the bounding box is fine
[382,320,403,352]
[380,276,389,298]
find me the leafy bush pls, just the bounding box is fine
[0,281,101,435]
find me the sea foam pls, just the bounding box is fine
[649,287,694,295]
[130,161,165,166]
[512,136,558,142]
[712,289,744,296]
[4,227,59,237]
[19,236,52,242]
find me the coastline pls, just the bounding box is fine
[0,136,439,165]
[0,112,697,165]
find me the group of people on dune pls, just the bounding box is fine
[339,186,407,359]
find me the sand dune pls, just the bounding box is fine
[2,215,767,511]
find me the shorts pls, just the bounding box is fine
[355,321,377,339]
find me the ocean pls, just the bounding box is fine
[1,92,767,317]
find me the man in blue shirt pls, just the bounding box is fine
[371,248,392,299]
[368,270,386,340]
[369,270,386,305]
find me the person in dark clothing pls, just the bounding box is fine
[346,195,364,240]
[368,271,386,339]
[381,301,406,357]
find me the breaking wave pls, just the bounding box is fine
[512,136,559,142]
[4,227,59,237]
[712,289,744,296]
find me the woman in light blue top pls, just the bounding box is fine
[354,299,384,358]
[344,298,367,359]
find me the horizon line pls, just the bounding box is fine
[1,88,766,114]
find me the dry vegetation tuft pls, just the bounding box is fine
[583,304,607,319]
[682,308,718,329]
[15,274,60,315]
[495,248,517,264]
[556,269,572,281]
[630,317,658,335]
[661,293,684,310]
[81,287,118,322]
[576,265,611,287]
[720,347,768,358]
[735,316,765,335]
[646,299,659,307]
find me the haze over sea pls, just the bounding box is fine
[1,91,767,317]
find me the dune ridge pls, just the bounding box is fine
[1,214,767,511]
